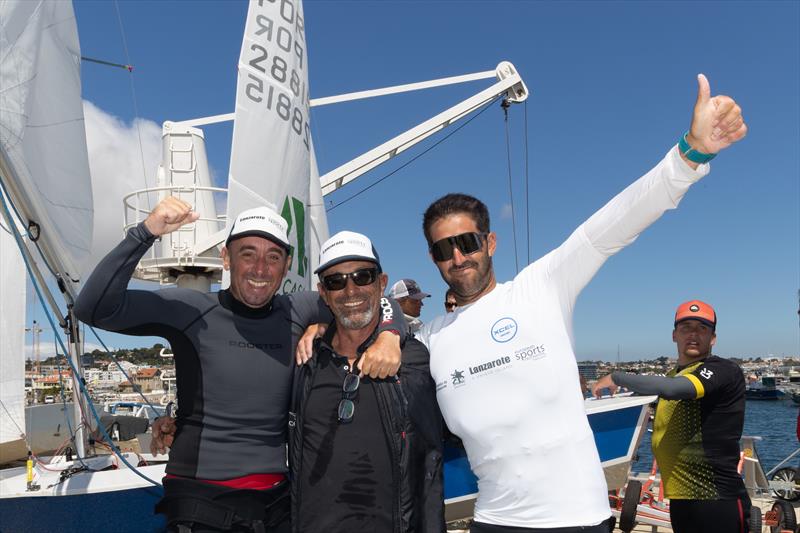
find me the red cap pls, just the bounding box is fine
[674,300,716,330]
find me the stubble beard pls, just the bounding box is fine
[338,306,377,330]
[446,255,494,301]
[334,292,379,330]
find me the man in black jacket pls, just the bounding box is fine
[289,231,444,533]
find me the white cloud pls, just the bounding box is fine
[82,101,161,275]
[500,203,514,220]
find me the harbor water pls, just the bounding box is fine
[631,398,800,475]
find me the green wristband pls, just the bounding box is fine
[679,132,716,164]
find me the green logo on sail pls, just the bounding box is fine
[281,195,308,278]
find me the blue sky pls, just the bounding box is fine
[27,0,798,362]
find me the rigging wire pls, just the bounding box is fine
[84,325,162,417]
[502,100,520,274]
[523,100,531,265]
[52,339,91,470]
[0,184,161,488]
[327,95,502,212]
[112,1,153,212]
[0,186,60,280]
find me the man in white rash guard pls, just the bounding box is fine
[415,75,747,532]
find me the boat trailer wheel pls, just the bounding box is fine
[618,479,642,533]
[762,499,797,533]
[771,467,800,502]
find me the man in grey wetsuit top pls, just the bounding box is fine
[74,197,404,532]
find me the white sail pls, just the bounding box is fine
[226,0,328,292]
[0,214,26,463]
[0,0,93,298]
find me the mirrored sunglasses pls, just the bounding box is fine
[430,232,487,262]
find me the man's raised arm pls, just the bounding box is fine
[540,75,746,308]
[73,197,200,328]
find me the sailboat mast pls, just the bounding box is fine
[0,190,90,457]
[66,310,87,458]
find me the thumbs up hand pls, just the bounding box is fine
[686,74,747,156]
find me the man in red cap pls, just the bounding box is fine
[593,300,749,533]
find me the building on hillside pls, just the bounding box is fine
[132,368,162,393]
[577,362,599,382]
[84,368,127,388]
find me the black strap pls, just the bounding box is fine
[156,495,236,530]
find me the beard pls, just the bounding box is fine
[332,292,379,330]
[339,306,377,330]
[444,254,494,300]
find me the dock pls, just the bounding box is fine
[621,494,800,532]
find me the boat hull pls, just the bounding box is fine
[0,456,167,533]
[0,485,165,533]
[746,389,785,400]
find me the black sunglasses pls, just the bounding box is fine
[321,267,379,291]
[430,232,488,262]
[338,372,360,423]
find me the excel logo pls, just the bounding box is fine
[280,195,308,277]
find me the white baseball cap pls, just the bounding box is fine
[315,231,381,274]
[226,206,291,251]
[389,279,430,300]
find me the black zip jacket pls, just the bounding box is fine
[289,326,445,532]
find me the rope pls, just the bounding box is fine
[502,100,520,273]
[84,324,163,419]
[51,339,86,468]
[327,95,502,212]
[0,182,161,488]
[0,186,60,280]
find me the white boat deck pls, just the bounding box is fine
[0,453,167,498]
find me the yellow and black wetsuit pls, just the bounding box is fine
[652,355,749,533]
[652,355,746,500]
[612,355,750,533]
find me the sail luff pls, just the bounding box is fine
[0,207,26,459]
[0,0,94,300]
[225,0,327,293]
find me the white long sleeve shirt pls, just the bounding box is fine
[418,146,708,528]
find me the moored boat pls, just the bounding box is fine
[746,376,786,401]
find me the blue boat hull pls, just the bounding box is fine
[0,486,165,533]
